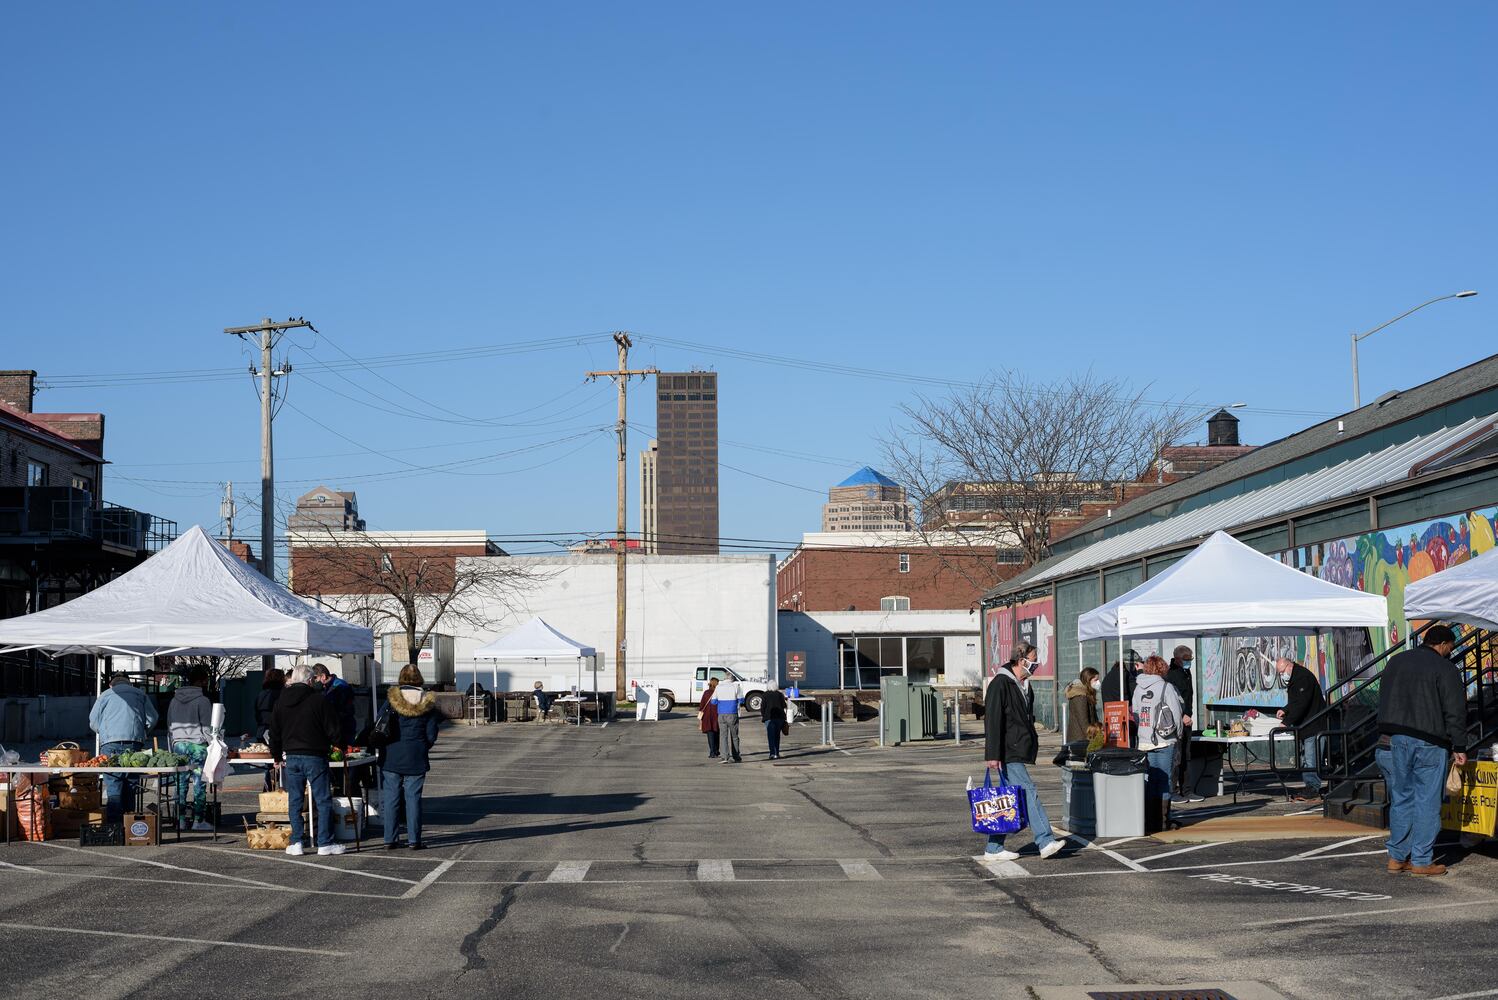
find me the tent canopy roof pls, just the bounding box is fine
[473,617,596,659]
[1077,531,1389,641]
[0,525,373,657]
[1404,550,1498,632]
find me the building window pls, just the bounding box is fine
[26,460,47,486]
[71,475,92,493]
[880,596,911,612]
[898,553,910,573]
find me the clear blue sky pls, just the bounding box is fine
[3,3,1494,558]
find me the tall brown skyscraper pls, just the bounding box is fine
[653,371,719,554]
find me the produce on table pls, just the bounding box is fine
[106,750,190,768]
[329,748,345,762]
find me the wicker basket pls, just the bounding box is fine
[259,790,289,813]
[245,823,293,851]
[43,742,89,768]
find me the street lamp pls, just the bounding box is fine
[1351,291,1477,408]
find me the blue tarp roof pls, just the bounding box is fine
[837,466,899,488]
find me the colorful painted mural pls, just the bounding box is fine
[985,595,1056,679]
[1199,505,1498,706]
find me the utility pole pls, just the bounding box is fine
[586,332,657,703]
[225,317,312,675]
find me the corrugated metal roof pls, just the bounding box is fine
[1013,410,1498,588]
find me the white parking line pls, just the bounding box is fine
[36,841,291,890]
[401,861,455,898]
[1425,989,1498,1000]
[0,920,349,957]
[838,859,883,881]
[1245,897,1498,928]
[1018,848,1389,880]
[183,844,418,884]
[546,860,592,883]
[697,859,735,881]
[1285,835,1382,860]
[1066,836,1147,872]
[975,857,1031,878]
[1136,842,1231,864]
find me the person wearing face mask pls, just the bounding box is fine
[982,644,1064,862]
[1063,667,1100,743]
[1274,656,1328,801]
[1166,645,1200,801]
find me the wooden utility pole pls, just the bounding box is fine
[225,317,312,675]
[586,332,657,702]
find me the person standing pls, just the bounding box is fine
[1275,656,1328,801]
[1133,655,1189,826]
[1166,645,1198,800]
[89,671,159,823]
[1375,624,1466,877]
[166,664,215,832]
[532,680,551,722]
[314,664,357,748]
[254,669,286,792]
[1064,667,1100,743]
[760,686,789,760]
[982,655,1063,861]
[712,676,743,763]
[379,665,442,851]
[698,678,721,759]
[270,664,345,857]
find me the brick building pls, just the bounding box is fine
[776,532,1023,613]
[289,528,505,597]
[822,467,914,532]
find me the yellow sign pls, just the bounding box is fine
[1441,761,1498,835]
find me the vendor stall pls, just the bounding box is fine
[473,618,600,723]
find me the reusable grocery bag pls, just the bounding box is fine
[967,767,1029,835]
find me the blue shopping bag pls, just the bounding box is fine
[968,767,1029,835]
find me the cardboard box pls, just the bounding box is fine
[52,808,106,838]
[49,776,103,812]
[123,812,159,847]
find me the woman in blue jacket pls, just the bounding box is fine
[380,665,442,850]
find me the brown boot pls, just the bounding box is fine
[1408,863,1447,877]
[1386,859,1411,873]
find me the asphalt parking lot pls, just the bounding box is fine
[2,715,1496,1000]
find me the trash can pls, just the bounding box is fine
[1062,764,1096,838]
[1089,748,1148,838]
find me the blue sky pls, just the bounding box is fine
[3,3,1493,559]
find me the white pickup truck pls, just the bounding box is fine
[649,665,774,715]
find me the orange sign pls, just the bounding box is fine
[1103,701,1131,748]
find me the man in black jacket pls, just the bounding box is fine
[1375,624,1467,877]
[1275,657,1328,800]
[1166,645,1197,799]
[270,665,345,857]
[982,648,1063,863]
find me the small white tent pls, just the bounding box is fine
[472,617,598,710]
[0,525,373,657]
[1404,551,1498,632]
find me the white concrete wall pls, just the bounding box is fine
[777,609,981,689]
[451,553,776,697]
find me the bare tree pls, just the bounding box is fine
[883,371,1195,570]
[291,526,541,666]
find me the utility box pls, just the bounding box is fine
[880,676,911,744]
[907,683,941,740]
[379,634,456,687]
[880,678,942,744]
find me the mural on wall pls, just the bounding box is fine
[985,596,1056,679]
[1199,505,1498,705]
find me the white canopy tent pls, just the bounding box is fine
[1404,551,1498,632]
[472,617,598,710]
[1076,531,1389,703]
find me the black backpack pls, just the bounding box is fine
[368,708,400,749]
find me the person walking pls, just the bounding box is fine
[314,664,357,748]
[982,654,1063,861]
[698,678,721,759]
[254,668,285,792]
[166,664,215,832]
[711,676,743,763]
[1133,655,1189,827]
[1275,656,1328,801]
[760,686,789,760]
[1063,667,1100,743]
[379,665,442,851]
[1375,624,1466,877]
[269,664,345,857]
[1166,645,1197,800]
[89,671,158,823]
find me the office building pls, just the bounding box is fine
[639,439,658,554]
[654,372,719,554]
[822,467,914,532]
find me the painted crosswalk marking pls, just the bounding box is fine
[547,861,592,883]
[838,859,883,881]
[697,859,735,881]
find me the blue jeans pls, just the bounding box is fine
[284,755,335,848]
[1301,735,1323,794]
[765,719,782,757]
[1146,744,1176,805]
[100,740,142,821]
[985,763,1056,852]
[382,770,426,846]
[1376,735,1446,866]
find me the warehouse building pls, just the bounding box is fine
[982,354,1498,729]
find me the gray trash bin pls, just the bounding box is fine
[1089,748,1149,838]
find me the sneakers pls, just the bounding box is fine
[285,843,305,857]
[1039,840,1065,860]
[317,843,346,857]
[191,821,215,833]
[1408,863,1447,877]
[1181,794,1206,803]
[982,847,1021,862]
[1386,858,1411,873]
